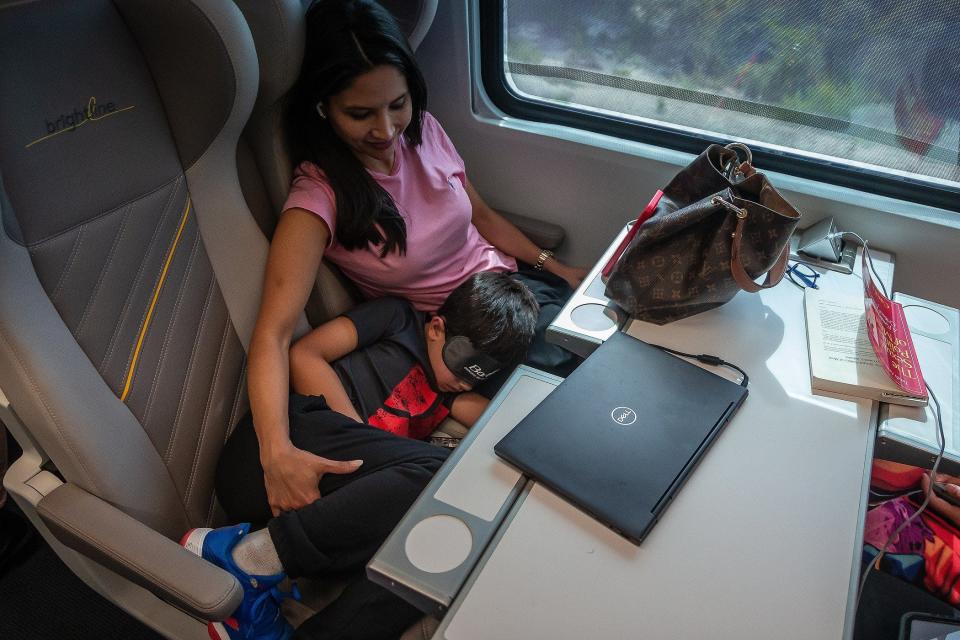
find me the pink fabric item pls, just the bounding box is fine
[283,112,516,311]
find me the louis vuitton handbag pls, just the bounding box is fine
[603,143,802,324]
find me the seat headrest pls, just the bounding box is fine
[376,0,438,50]
[233,0,305,113]
[230,0,437,119]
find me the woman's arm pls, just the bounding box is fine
[289,316,363,422]
[249,208,362,516]
[465,178,588,289]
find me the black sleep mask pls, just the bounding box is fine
[441,335,503,386]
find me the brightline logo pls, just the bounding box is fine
[26,96,134,149]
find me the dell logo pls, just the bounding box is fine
[611,407,637,426]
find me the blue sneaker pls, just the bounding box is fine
[181,523,296,640]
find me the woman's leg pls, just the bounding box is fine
[513,267,581,375]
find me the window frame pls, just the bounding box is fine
[478,0,960,213]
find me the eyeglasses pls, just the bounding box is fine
[786,262,820,290]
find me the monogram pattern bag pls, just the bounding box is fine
[603,143,802,324]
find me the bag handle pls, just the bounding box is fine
[722,143,754,182]
[601,190,664,280]
[713,196,790,293]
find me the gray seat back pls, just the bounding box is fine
[234,0,357,327]
[0,0,283,539]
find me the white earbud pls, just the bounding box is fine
[315,102,326,119]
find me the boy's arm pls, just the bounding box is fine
[289,316,363,422]
[449,392,489,428]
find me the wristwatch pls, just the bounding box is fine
[534,248,554,271]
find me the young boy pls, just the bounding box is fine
[289,270,540,436]
[182,272,538,640]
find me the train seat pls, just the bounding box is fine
[0,0,330,637]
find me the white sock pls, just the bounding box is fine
[231,527,283,576]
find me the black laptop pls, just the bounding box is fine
[495,330,748,545]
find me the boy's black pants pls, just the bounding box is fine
[216,394,449,640]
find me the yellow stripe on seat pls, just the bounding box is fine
[120,198,192,402]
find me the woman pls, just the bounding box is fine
[249,0,586,517]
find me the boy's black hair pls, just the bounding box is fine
[287,0,428,256]
[436,272,539,369]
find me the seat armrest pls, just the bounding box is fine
[500,211,565,251]
[36,483,242,621]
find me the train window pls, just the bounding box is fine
[480,1,960,211]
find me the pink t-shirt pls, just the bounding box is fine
[283,112,517,311]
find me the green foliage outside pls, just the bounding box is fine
[506,0,960,121]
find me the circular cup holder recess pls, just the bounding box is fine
[570,303,618,332]
[404,515,473,574]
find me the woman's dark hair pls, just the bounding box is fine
[437,272,540,368]
[287,0,428,256]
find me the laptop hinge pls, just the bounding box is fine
[650,401,737,515]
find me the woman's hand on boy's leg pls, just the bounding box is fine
[262,441,363,516]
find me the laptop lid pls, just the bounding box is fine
[495,331,748,544]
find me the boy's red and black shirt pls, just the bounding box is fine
[332,297,453,439]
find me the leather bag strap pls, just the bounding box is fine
[728,213,790,292]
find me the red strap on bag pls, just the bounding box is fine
[601,190,664,279]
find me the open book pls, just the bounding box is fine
[804,288,928,406]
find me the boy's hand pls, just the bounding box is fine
[262,443,362,516]
[921,472,960,527]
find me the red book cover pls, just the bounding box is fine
[861,248,927,398]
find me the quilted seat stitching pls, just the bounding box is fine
[25,173,184,249]
[141,227,202,430]
[99,178,183,378]
[48,226,85,304]
[183,312,231,511]
[75,203,134,341]
[163,273,215,465]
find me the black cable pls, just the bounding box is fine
[644,342,749,388]
[868,488,923,507]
